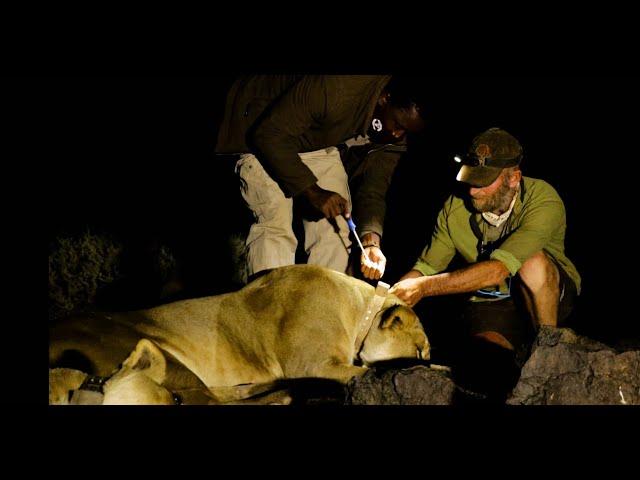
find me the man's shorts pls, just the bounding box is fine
[464,261,578,355]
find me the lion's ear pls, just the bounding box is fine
[380,312,404,330]
[120,339,167,385]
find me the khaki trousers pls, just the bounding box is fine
[236,147,352,277]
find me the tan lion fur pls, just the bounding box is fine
[49,339,292,405]
[50,265,430,402]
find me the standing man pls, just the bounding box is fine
[215,75,427,282]
[390,127,581,402]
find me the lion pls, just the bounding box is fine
[50,339,293,405]
[50,339,183,405]
[49,265,430,403]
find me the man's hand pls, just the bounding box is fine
[389,277,426,307]
[302,184,349,219]
[361,246,386,280]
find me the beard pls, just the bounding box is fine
[471,179,517,213]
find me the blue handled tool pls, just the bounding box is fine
[347,216,384,277]
[347,217,367,255]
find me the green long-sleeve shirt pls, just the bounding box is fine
[413,176,581,295]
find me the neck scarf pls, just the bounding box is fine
[482,185,519,228]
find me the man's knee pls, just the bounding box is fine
[455,333,521,403]
[517,251,559,291]
[473,331,514,351]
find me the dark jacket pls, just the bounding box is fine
[341,140,406,238]
[215,75,407,237]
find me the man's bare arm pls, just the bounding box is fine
[390,260,510,307]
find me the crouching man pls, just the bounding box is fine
[390,127,581,403]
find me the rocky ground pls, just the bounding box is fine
[507,327,639,405]
[343,327,639,405]
[345,365,457,405]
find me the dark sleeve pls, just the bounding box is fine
[250,76,331,197]
[352,148,402,238]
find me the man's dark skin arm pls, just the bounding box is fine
[360,232,385,279]
[389,260,510,307]
[300,183,350,219]
[251,76,349,220]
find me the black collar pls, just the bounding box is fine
[79,374,108,393]
[70,374,183,405]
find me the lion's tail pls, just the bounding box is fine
[206,381,286,404]
[206,378,346,405]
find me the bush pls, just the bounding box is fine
[48,230,123,322]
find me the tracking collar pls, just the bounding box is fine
[354,281,390,358]
[68,374,183,405]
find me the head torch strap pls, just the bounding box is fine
[456,153,523,168]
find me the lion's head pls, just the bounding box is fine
[50,340,177,405]
[101,339,177,405]
[358,303,430,366]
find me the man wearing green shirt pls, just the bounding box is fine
[390,127,580,402]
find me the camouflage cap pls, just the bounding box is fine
[456,127,523,187]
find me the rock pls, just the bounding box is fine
[346,365,457,405]
[508,326,640,405]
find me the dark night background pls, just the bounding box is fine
[43,76,639,353]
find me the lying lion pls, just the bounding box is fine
[50,339,294,405]
[50,265,430,403]
[50,339,191,405]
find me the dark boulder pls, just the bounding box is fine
[346,365,457,405]
[508,327,640,405]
